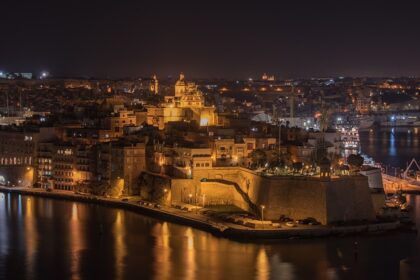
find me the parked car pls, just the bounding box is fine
[297,217,320,225]
[279,215,293,222]
[285,221,296,227]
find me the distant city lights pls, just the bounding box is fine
[40,71,49,79]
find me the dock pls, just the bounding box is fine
[382,174,420,194]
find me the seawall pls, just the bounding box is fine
[0,187,409,240]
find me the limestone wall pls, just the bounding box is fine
[200,181,249,209]
[171,178,196,203]
[324,177,375,224]
[200,182,235,205]
[141,166,375,225]
[263,178,328,223]
[193,167,375,224]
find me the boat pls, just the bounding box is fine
[381,115,419,127]
[333,115,362,151]
[336,124,360,150]
[385,190,407,208]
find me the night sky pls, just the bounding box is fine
[1,1,420,79]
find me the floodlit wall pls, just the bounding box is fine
[142,166,376,225]
[194,167,375,224]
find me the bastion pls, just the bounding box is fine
[140,167,376,225]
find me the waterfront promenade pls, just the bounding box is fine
[0,186,407,240]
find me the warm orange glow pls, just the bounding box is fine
[232,155,238,163]
[256,248,270,280]
[114,210,126,280]
[200,117,209,126]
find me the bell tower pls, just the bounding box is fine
[175,73,186,97]
[150,74,159,94]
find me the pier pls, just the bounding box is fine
[382,174,420,194]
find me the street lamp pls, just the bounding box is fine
[261,205,265,221]
[161,188,168,205]
[40,71,48,79]
[188,193,193,204]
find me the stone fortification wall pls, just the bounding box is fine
[194,167,375,224]
[142,167,375,225]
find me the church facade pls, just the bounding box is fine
[147,74,217,130]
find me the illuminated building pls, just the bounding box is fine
[52,142,95,191]
[169,147,212,178]
[0,127,56,186]
[97,140,146,195]
[102,109,137,137]
[37,142,53,188]
[111,141,146,195]
[261,73,275,81]
[64,127,117,144]
[147,74,217,130]
[64,80,93,89]
[210,138,247,164]
[150,74,159,94]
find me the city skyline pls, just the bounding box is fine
[1,1,420,79]
[3,2,420,279]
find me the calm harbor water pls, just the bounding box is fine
[0,193,419,280]
[360,127,420,169]
[0,128,419,280]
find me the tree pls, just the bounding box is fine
[292,162,303,172]
[102,180,124,198]
[347,154,364,171]
[250,149,267,168]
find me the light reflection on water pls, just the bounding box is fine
[0,193,418,280]
[360,127,420,168]
[24,197,37,280]
[0,193,8,257]
[114,210,127,280]
[69,203,85,280]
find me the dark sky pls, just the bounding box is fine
[1,1,420,79]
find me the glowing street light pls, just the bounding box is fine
[40,71,49,79]
[188,193,193,204]
[261,205,265,221]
